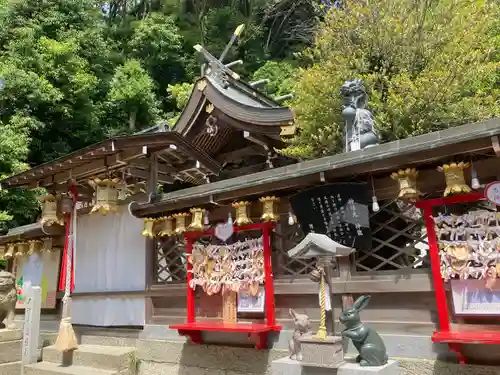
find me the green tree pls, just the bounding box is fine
[251,60,297,97]
[108,59,161,131]
[287,0,500,159]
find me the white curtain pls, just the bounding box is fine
[71,205,146,326]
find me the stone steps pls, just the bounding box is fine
[0,340,21,364]
[0,361,21,375]
[80,335,137,348]
[43,344,136,372]
[0,330,22,367]
[24,362,122,375]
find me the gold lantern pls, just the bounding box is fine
[259,196,280,222]
[89,178,121,215]
[39,194,62,226]
[390,168,420,201]
[437,162,471,197]
[142,218,156,238]
[4,243,14,259]
[232,201,252,226]
[188,208,205,231]
[41,237,53,253]
[174,213,190,234]
[15,242,28,258]
[157,216,174,237]
[0,245,5,261]
[27,240,42,256]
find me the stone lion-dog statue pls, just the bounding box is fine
[0,270,17,329]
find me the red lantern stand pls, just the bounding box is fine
[170,222,282,349]
[416,192,500,364]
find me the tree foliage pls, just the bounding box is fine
[0,0,318,232]
[286,0,500,159]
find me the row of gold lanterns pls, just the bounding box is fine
[38,178,122,226]
[0,237,58,260]
[390,162,475,201]
[142,196,281,238]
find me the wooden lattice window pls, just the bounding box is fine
[273,223,318,278]
[154,223,330,283]
[354,200,430,273]
[155,237,186,283]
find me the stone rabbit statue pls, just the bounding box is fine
[339,295,388,366]
[288,309,310,361]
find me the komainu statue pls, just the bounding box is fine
[340,79,379,152]
[0,271,17,329]
[339,295,388,366]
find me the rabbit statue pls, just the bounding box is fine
[288,309,310,361]
[339,295,388,367]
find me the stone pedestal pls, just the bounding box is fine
[299,334,344,368]
[272,357,399,375]
[0,329,22,375]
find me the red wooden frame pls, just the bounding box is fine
[416,192,500,364]
[170,222,282,349]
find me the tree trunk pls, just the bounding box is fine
[129,109,137,131]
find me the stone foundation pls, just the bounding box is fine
[0,329,22,375]
[136,338,500,375]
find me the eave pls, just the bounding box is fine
[130,118,500,217]
[0,222,65,245]
[0,132,221,189]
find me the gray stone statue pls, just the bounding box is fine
[340,79,379,152]
[339,295,388,366]
[0,270,16,329]
[288,309,310,361]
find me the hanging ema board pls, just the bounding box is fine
[290,182,372,250]
[13,251,61,309]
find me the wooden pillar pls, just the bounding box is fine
[336,256,352,334]
[145,153,158,324]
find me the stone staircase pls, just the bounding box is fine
[23,334,138,375]
[0,329,22,375]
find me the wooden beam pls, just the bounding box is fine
[128,159,177,175]
[128,168,174,184]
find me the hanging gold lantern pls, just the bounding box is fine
[174,213,190,234]
[157,216,174,237]
[27,240,43,256]
[390,168,420,201]
[39,194,62,226]
[437,162,471,197]
[142,218,156,238]
[232,201,252,226]
[259,196,280,222]
[0,245,5,261]
[188,208,206,231]
[15,242,28,258]
[89,178,120,215]
[4,243,14,259]
[41,237,53,253]
[60,194,75,215]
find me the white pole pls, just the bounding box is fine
[21,285,42,374]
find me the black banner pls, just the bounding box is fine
[290,183,372,250]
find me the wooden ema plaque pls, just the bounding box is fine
[222,291,237,323]
[170,222,281,349]
[416,192,500,365]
